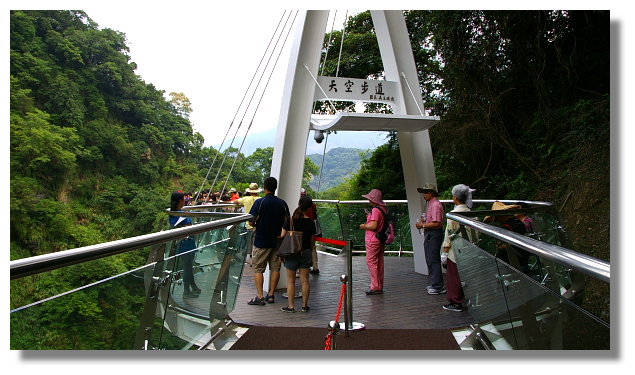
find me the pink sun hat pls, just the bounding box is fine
[362,189,386,206]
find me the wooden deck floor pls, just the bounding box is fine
[228,252,475,330]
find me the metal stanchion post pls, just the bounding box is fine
[326,321,340,350]
[342,240,365,331]
[341,275,350,337]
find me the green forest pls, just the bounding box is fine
[307,147,369,191]
[9,10,609,348]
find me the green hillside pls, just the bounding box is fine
[307,147,369,191]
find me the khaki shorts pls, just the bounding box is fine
[251,246,281,273]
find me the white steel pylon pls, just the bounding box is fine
[270,10,439,279]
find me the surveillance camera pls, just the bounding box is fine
[314,130,325,144]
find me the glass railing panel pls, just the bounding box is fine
[10,262,153,349]
[313,202,344,242]
[451,214,606,320]
[452,232,610,349]
[451,235,515,346]
[316,201,413,254]
[456,205,570,248]
[10,247,153,310]
[315,200,571,256]
[11,218,251,350]
[165,224,248,322]
[492,255,610,349]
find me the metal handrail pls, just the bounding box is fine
[446,212,610,283]
[10,213,253,280]
[315,199,554,206]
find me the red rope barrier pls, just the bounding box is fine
[315,236,348,247]
[324,282,347,350]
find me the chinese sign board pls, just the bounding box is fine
[313,76,401,108]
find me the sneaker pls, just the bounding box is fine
[301,306,310,312]
[427,287,447,295]
[443,303,463,312]
[281,306,295,313]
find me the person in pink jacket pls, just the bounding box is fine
[359,189,387,295]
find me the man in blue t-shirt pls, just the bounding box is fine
[246,177,290,306]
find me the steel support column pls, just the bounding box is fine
[371,10,437,274]
[269,11,329,290]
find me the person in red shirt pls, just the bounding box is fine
[229,188,240,201]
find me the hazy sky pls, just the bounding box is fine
[82,6,357,147]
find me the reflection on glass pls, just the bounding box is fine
[10,264,151,349]
[452,234,609,349]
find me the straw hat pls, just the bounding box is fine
[484,201,521,222]
[417,183,438,195]
[362,189,386,206]
[245,183,262,193]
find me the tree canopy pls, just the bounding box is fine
[320,10,609,201]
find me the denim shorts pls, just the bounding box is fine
[282,248,312,271]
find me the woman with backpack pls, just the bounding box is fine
[359,189,387,295]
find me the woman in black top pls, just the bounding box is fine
[280,196,316,312]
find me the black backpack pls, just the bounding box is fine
[375,206,396,245]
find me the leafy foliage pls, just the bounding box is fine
[319,10,609,203]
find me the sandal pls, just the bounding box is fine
[247,296,265,305]
[265,293,275,304]
[301,306,310,312]
[281,306,295,313]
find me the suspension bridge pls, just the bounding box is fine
[9,10,610,351]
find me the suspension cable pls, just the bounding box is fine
[316,11,348,198]
[320,10,338,78]
[399,72,425,116]
[304,64,338,114]
[218,11,299,195]
[205,11,294,201]
[193,10,290,204]
[311,10,338,116]
[334,10,348,78]
[315,131,329,198]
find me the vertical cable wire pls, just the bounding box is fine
[219,11,299,195]
[315,131,329,198]
[400,72,425,116]
[317,11,349,197]
[193,10,290,203]
[334,10,348,78]
[205,11,293,201]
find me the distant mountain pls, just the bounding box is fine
[214,127,389,156]
[307,147,370,191]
